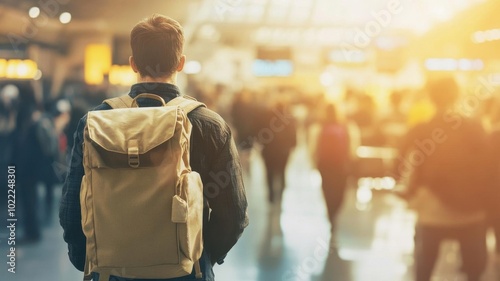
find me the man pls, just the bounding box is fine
[397,77,490,281]
[60,14,248,281]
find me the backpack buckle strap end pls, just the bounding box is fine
[128,139,140,168]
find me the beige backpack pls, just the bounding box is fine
[81,93,205,281]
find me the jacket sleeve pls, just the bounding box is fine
[59,117,87,271]
[201,118,249,265]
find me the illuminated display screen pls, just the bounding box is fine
[252,59,293,77]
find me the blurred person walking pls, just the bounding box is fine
[16,98,71,241]
[313,104,351,229]
[0,84,19,219]
[379,90,408,148]
[349,94,384,146]
[259,101,297,209]
[231,90,258,175]
[59,14,248,281]
[397,77,494,281]
[0,84,19,178]
[231,89,257,151]
[41,99,71,223]
[11,83,41,243]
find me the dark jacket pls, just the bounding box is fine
[398,115,494,212]
[15,113,60,184]
[59,83,249,278]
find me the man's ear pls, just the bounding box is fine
[129,56,138,73]
[176,55,186,72]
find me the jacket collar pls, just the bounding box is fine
[129,83,180,101]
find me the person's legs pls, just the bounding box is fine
[456,222,487,281]
[319,168,348,228]
[263,154,275,204]
[329,171,348,222]
[414,225,443,281]
[266,168,275,204]
[19,179,41,242]
[275,156,289,209]
[43,180,55,224]
[319,169,335,223]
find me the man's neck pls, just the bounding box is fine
[137,75,176,84]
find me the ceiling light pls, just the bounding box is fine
[29,7,40,18]
[59,12,72,24]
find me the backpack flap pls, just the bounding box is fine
[86,107,179,168]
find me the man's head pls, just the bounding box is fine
[130,14,185,80]
[427,76,459,110]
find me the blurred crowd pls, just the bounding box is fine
[192,78,500,280]
[1,76,500,279]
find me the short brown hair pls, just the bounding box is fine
[130,14,184,78]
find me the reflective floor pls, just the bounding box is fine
[1,140,500,281]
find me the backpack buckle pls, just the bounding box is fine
[128,140,140,168]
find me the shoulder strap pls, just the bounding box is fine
[167,96,206,114]
[102,95,133,109]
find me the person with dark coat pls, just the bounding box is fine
[15,98,71,242]
[260,101,297,207]
[314,104,351,228]
[398,77,492,281]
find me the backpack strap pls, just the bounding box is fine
[83,257,92,281]
[104,94,205,112]
[167,96,206,113]
[103,95,133,109]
